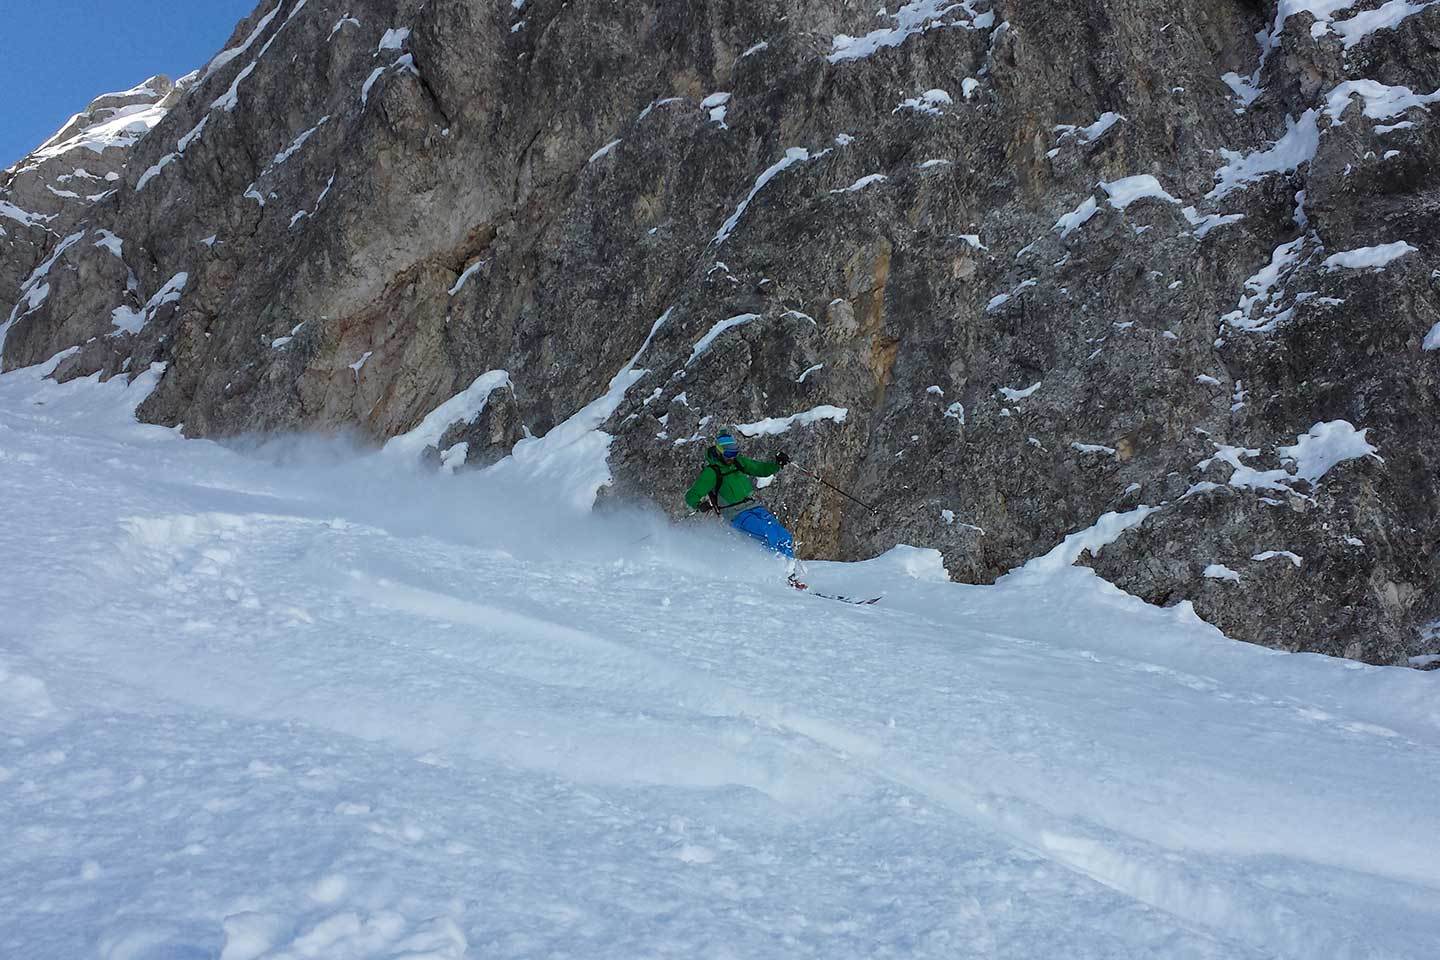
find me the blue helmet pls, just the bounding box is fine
[715,431,740,460]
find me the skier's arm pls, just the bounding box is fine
[736,455,781,478]
[684,468,718,510]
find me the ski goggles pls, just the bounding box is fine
[716,435,739,459]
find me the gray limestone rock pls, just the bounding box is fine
[3,0,1437,664]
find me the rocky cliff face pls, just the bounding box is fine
[2,0,1437,664]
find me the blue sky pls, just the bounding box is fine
[0,0,259,169]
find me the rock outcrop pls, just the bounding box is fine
[2,0,1437,663]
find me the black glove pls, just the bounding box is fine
[774,451,791,467]
[697,499,716,513]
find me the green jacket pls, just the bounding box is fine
[684,446,781,510]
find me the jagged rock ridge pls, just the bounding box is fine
[1,0,1437,664]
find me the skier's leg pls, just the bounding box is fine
[732,506,794,558]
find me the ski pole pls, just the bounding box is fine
[792,463,878,514]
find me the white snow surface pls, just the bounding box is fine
[893,89,953,116]
[272,117,330,167]
[828,0,973,63]
[1203,563,1243,583]
[998,381,1041,401]
[1325,79,1440,123]
[1322,241,1418,270]
[3,231,87,349]
[688,312,760,364]
[1099,175,1180,209]
[0,201,53,229]
[448,259,488,296]
[1424,321,1440,350]
[203,2,282,80]
[1253,550,1304,567]
[1055,112,1123,144]
[378,27,411,51]
[22,99,170,169]
[92,230,124,258]
[1015,505,1158,575]
[734,405,848,437]
[383,370,512,460]
[832,173,888,193]
[714,148,808,246]
[1277,420,1380,483]
[588,139,622,163]
[1332,0,1438,47]
[135,153,178,192]
[1207,111,1320,199]
[1054,196,1099,238]
[1,360,1440,958]
[111,272,189,335]
[1222,237,1308,333]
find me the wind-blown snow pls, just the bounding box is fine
[1099,175,1180,209]
[1055,112,1123,144]
[1324,79,1440,123]
[482,308,674,507]
[735,406,848,437]
[2,361,1440,959]
[328,15,361,39]
[1199,445,1292,493]
[1253,550,1304,567]
[893,89,953,116]
[211,62,259,112]
[360,55,417,106]
[1182,207,1245,238]
[700,91,731,126]
[832,174,888,194]
[987,279,1037,314]
[713,148,808,246]
[26,101,170,167]
[448,259,488,296]
[92,230,124,258]
[203,3,282,80]
[1332,0,1438,48]
[1207,111,1320,199]
[1016,505,1159,574]
[383,370,512,460]
[588,139,622,163]
[110,272,189,335]
[828,0,969,62]
[1322,241,1418,270]
[135,153,178,192]
[1054,196,1099,237]
[3,231,86,348]
[1424,322,1440,350]
[1277,420,1380,483]
[378,27,411,51]
[0,201,53,229]
[688,313,760,365]
[361,66,387,105]
[1222,238,1308,333]
[1203,563,1242,583]
[999,381,1041,401]
[272,117,330,166]
[177,115,209,152]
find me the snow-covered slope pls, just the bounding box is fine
[2,358,1437,959]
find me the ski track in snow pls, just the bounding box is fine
[1,361,1439,960]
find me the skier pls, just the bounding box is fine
[683,429,795,558]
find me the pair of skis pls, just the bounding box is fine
[788,574,881,605]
